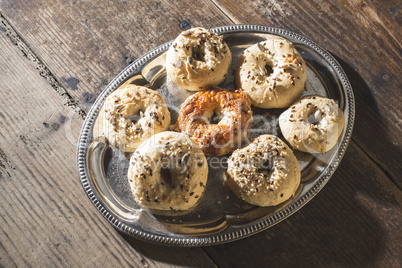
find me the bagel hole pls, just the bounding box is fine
[192,46,205,62]
[128,110,145,124]
[210,111,222,125]
[160,166,173,187]
[180,154,191,171]
[308,110,322,125]
[258,159,273,176]
[192,115,208,125]
[265,64,274,76]
[129,115,141,124]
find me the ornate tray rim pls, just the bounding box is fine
[76,24,355,246]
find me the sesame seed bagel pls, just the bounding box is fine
[176,88,253,156]
[166,27,232,91]
[104,85,171,152]
[279,96,345,153]
[235,39,307,108]
[128,131,208,211]
[227,135,301,207]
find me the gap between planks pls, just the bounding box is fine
[351,136,401,191]
[0,11,86,120]
[210,0,236,24]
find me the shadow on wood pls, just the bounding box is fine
[201,142,401,267]
[117,231,215,267]
[334,55,401,188]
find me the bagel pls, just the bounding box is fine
[226,135,301,207]
[166,27,232,91]
[279,95,345,153]
[104,85,171,152]
[128,131,208,211]
[235,38,307,108]
[175,88,253,156]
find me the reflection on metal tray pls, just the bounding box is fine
[77,25,355,246]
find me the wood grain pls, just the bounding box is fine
[203,142,402,267]
[0,29,215,268]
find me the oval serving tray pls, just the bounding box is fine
[77,25,355,246]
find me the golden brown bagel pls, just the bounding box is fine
[175,88,253,156]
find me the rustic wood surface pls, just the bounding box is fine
[0,0,400,267]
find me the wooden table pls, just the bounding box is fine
[0,1,400,267]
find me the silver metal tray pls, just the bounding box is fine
[77,25,355,246]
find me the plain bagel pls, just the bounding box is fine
[166,27,232,91]
[226,135,301,207]
[279,95,345,153]
[128,131,208,211]
[104,85,171,152]
[235,38,307,108]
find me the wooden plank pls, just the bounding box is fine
[0,0,233,109]
[202,142,402,267]
[0,28,216,268]
[210,0,402,187]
